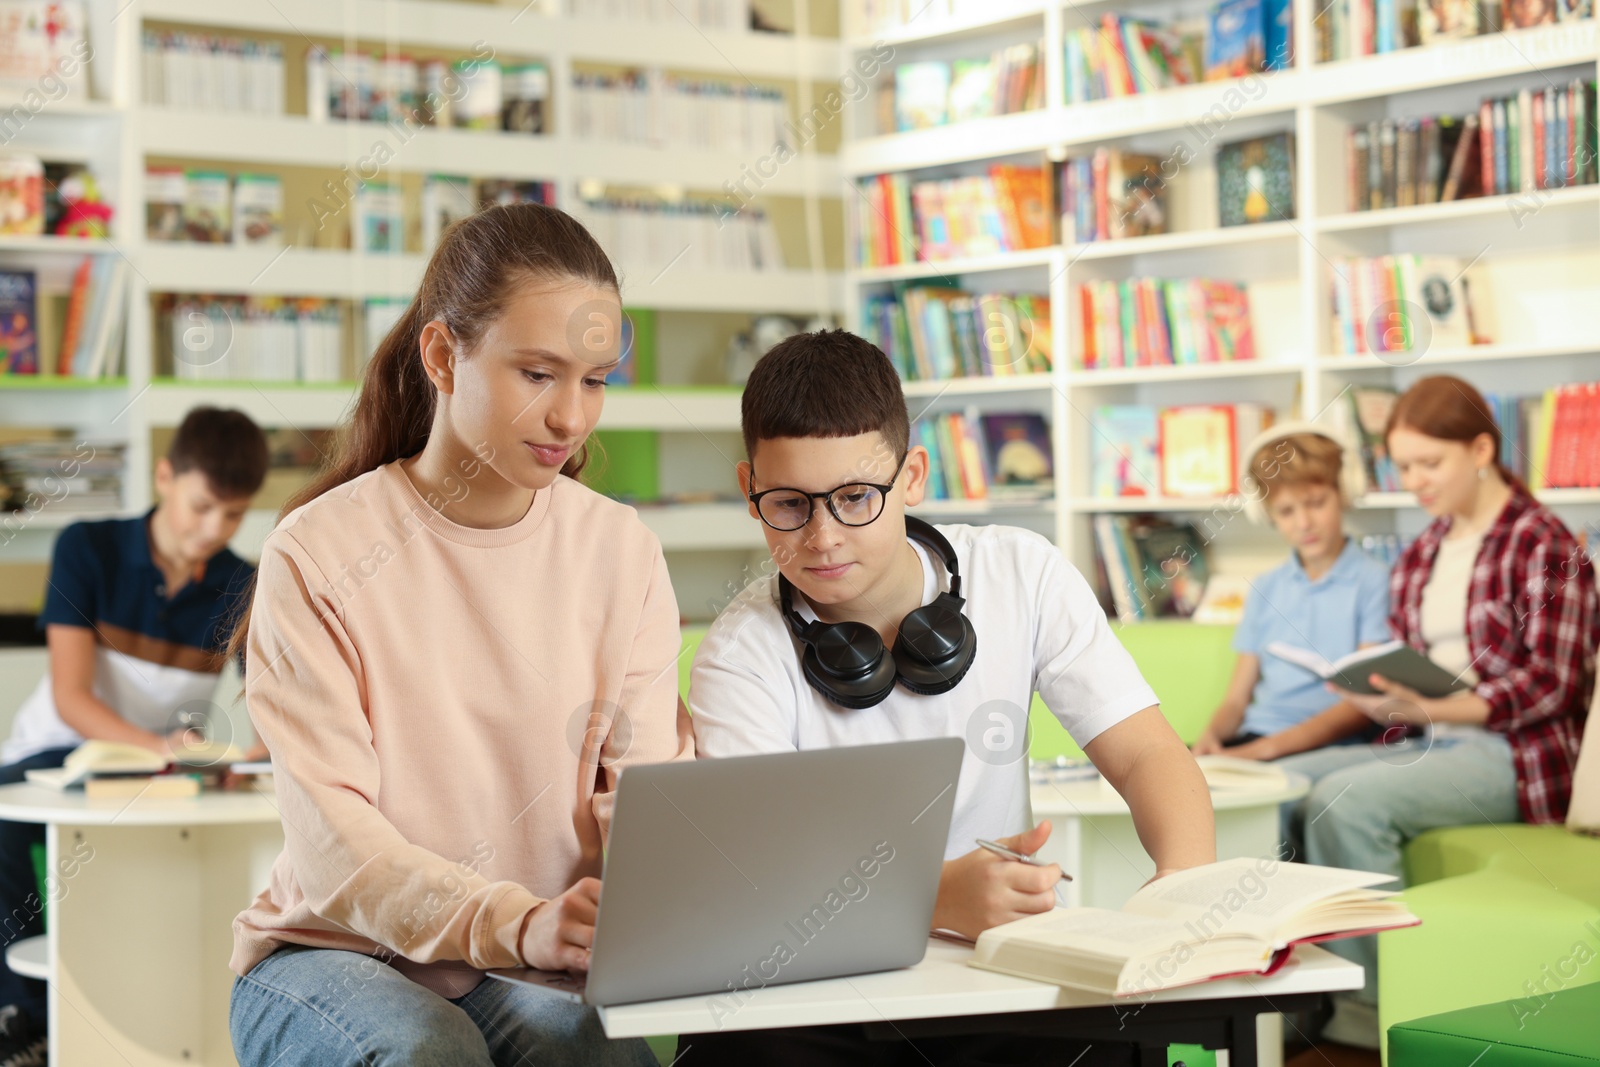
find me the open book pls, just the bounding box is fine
[969,858,1419,996]
[1265,639,1467,698]
[24,739,247,791]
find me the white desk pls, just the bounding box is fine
[603,938,1361,1066]
[1032,775,1310,910]
[0,782,284,1067]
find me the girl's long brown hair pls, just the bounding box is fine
[223,202,619,667]
[1383,374,1526,491]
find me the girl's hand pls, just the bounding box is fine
[1328,675,1431,727]
[1190,730,1225,756]
[521,877,603,972]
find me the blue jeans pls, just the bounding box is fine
[230,945,659,1067]
[0,746,75,1020]
[1280,728,1519,1005]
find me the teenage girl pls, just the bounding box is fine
[225,203,692,1067]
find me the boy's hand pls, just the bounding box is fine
[931,822,1063,940]
[1191,730,1225,756]
[521,877,602,972]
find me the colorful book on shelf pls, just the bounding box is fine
[912,411,990,502]
[1340,385,1402,493]
[0,269,36,374]
[861,167,1051,267]
[980,413,1053,498]
[1074,278,1255,369]
[1063,14,1199,104]
[1205,0,1267,80]
[894,61,951,130]
[895,44,1044,130]
[1160,405,1241,497]
[1091,405,1160,498]
[1057,150,1169,244]
[1217,132,1295,226]
[1328,254,1484,355]
[1131,518,1211,618]
[863,289,1051,381]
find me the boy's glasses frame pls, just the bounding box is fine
[747,453,908,532]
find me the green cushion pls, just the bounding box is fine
[1404,825,1600,897]
[1381,828,1600,1059]
[1389,981,1600,1065]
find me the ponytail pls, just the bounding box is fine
[223,203,619,667]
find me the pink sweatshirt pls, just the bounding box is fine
[230,461,693,997]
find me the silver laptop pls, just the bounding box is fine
[488,737,963,1007]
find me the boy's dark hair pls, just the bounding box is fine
[168,407,269,499]
[740,329,909,464]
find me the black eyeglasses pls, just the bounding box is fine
[747,454,907,532]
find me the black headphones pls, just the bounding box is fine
[778,517,977,710]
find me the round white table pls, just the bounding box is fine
[1029,773,1310,911]
[0,782,284,1067]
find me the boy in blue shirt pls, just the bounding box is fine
[684,330,1215,1066]
[0,407,268,1066]
[1192,424,1390,765]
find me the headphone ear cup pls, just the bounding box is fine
[801,644,898,709]
[892,603,977,696]
[801,621,898,710]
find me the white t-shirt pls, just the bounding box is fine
[690,523,1159,860]
[3,647,222,763]
[1419,529,1487,741]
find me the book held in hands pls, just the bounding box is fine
[1265,638,1468,697]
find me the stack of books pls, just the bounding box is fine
[860,288,1051,381]
[0,439,124,516]
[855,164,1051,267]
[888,44,1044,131]
[1327,254,1488,356]
[1057,150,1170,243]
[574,196,786,272]
[571,0,750,31]
[141,31,286,113]
[914,410,1054,503]
[1090,402,1274,498]
[570,70,789,152]
[1316,0,1593,62]
[158,295,346,383]
[1074,278,1255,369]
[1092,515,1210,620]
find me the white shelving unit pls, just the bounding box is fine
[840,5,1600,584]
[0,0,845,614]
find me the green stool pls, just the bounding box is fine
[1388,979,1600,1064]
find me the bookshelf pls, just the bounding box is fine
[840,3,1600,593]
[0,0,846,621]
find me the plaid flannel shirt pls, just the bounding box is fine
[1389,487,1598,824]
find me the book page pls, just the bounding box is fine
[1331,639,1405,673]
[978,908,1188,960]
[1263,641,1334,677]
[1123,858,1397,940]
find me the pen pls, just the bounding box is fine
[975,838,1073,882]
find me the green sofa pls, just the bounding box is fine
[1379,823,1600,1064]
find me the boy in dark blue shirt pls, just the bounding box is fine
[0,407,268,1065]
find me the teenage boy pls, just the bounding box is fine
[1192,424,1391,768]
[684,331,1215,1066]
[0,407,269,1066]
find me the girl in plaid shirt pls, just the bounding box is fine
[1296,375,1598,1048]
